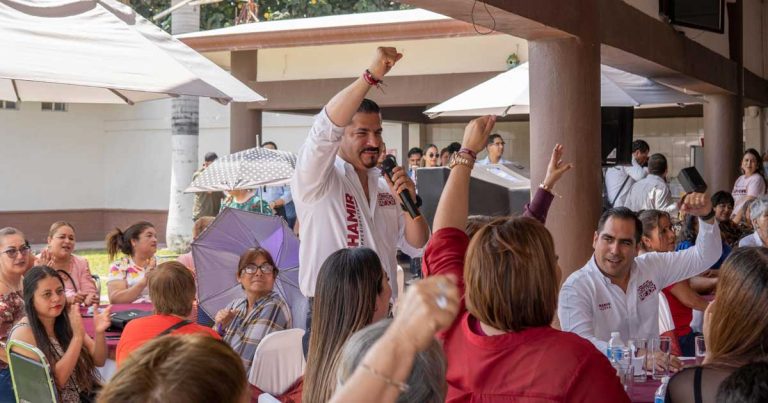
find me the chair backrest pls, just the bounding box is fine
[6,339,58,403]
[249,328,305,396]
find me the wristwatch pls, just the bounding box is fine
[449,153,475,170]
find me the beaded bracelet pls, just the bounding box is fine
[360,363,410,393]
[458,147,477,160]
[363,69,383,86]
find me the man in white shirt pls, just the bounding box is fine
[291,47,430,302]
[623,153,678,216]
[558,197,721,367]
[604,140,650,207]
[477,134,511,165]
[739,196,768,247]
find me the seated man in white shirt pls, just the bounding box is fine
[604,139,649,207]
[558,198,721,371]
[738,196,768,247]
[623,153,678,216]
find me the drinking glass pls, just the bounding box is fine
[629,338,648,383]
[652,336,672,380]
[695,335,706,365]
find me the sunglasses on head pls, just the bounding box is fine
[1,242,31,259]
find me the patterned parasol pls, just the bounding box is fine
[184,147,297,192]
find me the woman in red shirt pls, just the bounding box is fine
[423,116,629,402]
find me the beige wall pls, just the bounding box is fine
[256,35,527,82]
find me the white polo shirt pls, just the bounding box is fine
[738,231,764,247]
[558,218,721,353]
[291,109,423,298]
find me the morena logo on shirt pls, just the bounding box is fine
[637,280,657,301]
[345,193,360,247]
[598,302,611,311]
[377,192,397,207]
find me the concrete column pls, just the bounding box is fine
[230,50,262,152]
[703,94,742,193]
[743,106,763,153]
[528,35,601,277]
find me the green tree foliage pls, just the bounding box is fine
[131,0,409,32]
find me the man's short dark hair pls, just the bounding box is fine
[712,191,735,207]
[447,142,462,154]
[488,133,503,145]
[408,147,423,158]
[632,139,650,153]
[648,153,668,176]
[597,207,642,243]
[357,98,381,114]
[204,152,218,163]
[261,141,277,149]
[716,361,768,403]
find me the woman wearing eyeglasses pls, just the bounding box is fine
[0,227,30,402]
[423,144,439,168]
[214,247,292,373]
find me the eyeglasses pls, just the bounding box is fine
[491,142,506,147]
[427,153,437,158]
[242,263,275,275]
[1,244,31,259]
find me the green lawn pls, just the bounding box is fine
[77,249,179,297]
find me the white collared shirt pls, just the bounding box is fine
[623,174,678,215]
[605,158,647,207]
[291,109,423,298]
[738,231,765,247]
[558,218,721,353]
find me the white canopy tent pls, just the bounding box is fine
[424,62,702,117]
[0,0,265,104]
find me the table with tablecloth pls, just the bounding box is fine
[629,358,697,402]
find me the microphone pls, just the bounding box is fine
[380,155,421,219]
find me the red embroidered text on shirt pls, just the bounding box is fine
[598,302,611,311]
[377,193,397,207]
[345,193,360,247]
[637,280,657,301]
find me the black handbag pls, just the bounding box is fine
[108,309,152,331]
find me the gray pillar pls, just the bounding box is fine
[230,50,262,152]
[703,94,742,193]
[529,35,601,278]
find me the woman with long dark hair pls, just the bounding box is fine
[9,266,110,402]
[302,247,392,403]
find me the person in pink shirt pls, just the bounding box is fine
[37,222,99,305]
[423,115,629,402]
[731,148,767,225]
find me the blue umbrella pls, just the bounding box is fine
[192,208,306,328]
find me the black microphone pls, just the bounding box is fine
[380,155,421,219]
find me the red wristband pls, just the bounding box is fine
[363,69,382,86]
[459,147,477,159]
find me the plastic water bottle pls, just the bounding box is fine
[654,376,670,403]
[607,331,625,361]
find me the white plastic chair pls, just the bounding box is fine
[249,328,305,396]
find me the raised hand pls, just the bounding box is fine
[461,115,497,155]
[384,166,416,203]
[72,292,87,305]
[93,305,112,334]
[368,47,403,80]
[680,192,713,218]
[391,275,460,353]
[542,144,574,190]
[68,303,85,339]
[38,247,54,266]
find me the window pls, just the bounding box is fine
[0,101,18,110]
[41,102,67,112]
